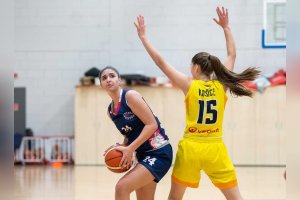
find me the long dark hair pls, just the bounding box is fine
[192,52,260,97]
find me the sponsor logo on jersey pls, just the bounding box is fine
[123,112,135,120]
[188,127,219,134]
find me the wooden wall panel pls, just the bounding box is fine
[75,85,285,165]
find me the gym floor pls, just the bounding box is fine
[14,165,286,200]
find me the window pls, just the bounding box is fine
[262,0,286,48]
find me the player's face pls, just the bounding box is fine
[100,69,121,91]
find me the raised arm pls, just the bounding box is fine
[213,7,236,71]
[134,15,190,94]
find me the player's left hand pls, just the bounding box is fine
[134,15,146,39]
[114,145,134,169]
[213,6,229,29]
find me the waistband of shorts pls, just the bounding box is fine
[183,134,223,143]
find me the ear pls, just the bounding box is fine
[196,64,202,74]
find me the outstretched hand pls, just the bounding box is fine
[213,6,229,29]
[134,15,146,39]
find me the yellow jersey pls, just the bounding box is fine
[184,79,227,137]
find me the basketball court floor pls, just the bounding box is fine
[14,165,285,200]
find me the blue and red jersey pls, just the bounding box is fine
[108,89,169,154]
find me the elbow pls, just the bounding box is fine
[150,123,158,133]
[152,123,158,132]
[228,53,236,61]
[230,53,236,60]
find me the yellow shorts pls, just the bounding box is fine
[171,136,237,189]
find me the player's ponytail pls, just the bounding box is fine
[192,52,260,97]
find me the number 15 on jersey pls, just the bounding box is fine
[197,99,218,124]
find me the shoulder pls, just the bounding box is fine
[182,78,194,95]
[188,79,201,90]
[184,79,198,96]
[125,90,143,105]
[125,90,141,99]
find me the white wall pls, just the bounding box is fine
[14,0,286,136]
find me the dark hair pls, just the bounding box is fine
[98,66,120,82]
[192,52,260,97]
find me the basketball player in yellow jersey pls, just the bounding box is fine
[185,80,226,138]
[135,6,260,200]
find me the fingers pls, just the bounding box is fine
[214,6,229,28]
[213,18,219,25]
[120,155,131,169]
[120,157,125,167]
[114,146,122,151]
[216,7,221,16]
[137,15,143,23]
[136,15,140,26]
[215,6,229,25]
[119,148,133,169]
[117,150,127,168]
[135,15,145,27]
[141,15,144,26]
[138,15,142,25]
[216,6,227,18]
[134,15,146,38]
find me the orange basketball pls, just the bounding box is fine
[104,145,131,173]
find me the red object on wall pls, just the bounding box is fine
[274,69,286,77]
[269,75,286,86]
[269,69,286,86]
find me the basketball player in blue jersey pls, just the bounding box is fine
[99,66,173,200]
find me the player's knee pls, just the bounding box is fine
[115,180,132,196]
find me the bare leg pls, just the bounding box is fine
[220,186,243,200]
[135,181,157,200]
[168,180,187,200]
[115,164,155,200]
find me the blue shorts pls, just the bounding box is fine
[136,144,173,183]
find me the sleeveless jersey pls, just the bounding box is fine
[184,80,227,137]
[108,89,169,154]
